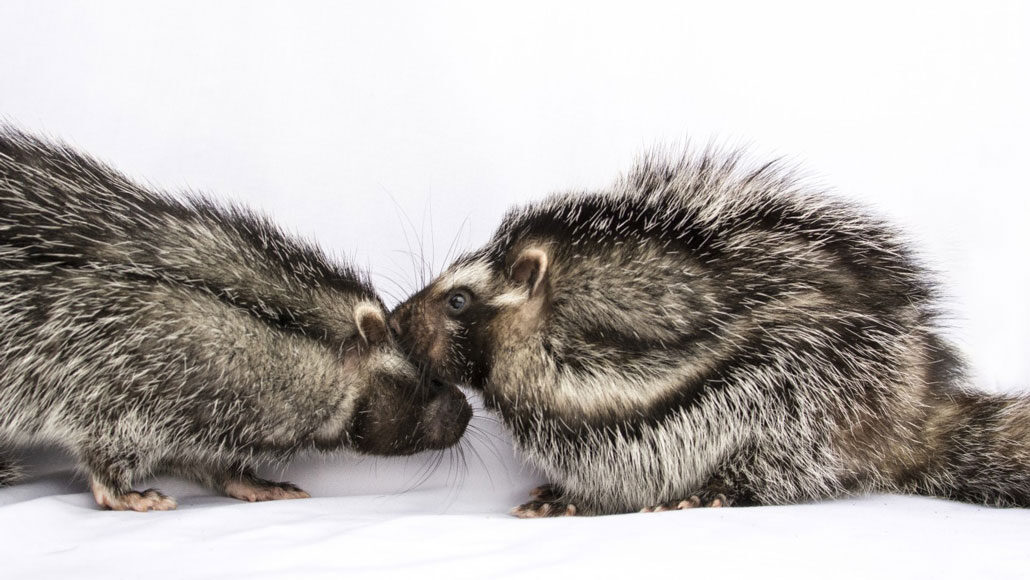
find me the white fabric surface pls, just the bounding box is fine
[4,407,1030,580]
[2,1,1029,578]
[3,415,1030,579]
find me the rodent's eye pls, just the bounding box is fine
[445,290,471,315]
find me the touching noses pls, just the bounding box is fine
[388,315,403,339]
[388,304,417,353]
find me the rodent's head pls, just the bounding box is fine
[327,302,472,455]
[389,244,551,390]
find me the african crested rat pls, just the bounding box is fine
[391,149,1030,516]
[0,128,471,511]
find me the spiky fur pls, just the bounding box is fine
[0,128,470,509]
[393,148,1030,515]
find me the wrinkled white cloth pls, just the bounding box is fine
[3,400,1029,579]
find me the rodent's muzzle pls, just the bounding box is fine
[420,378,473,450]
[389,296,472,449]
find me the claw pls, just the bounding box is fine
[641,492,731,513]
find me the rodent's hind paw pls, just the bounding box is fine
[639,493,730,512]
[511,499,578,518]
[223,477,310,502]
[91,480,177,512]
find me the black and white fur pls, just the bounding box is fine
[392,149,1030,516]
[0,128,471,511]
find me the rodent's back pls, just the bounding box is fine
[0,127,372,347]
[480,151,948,408]
[0,128,369,452]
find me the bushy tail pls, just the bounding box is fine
[918,391,1030,507]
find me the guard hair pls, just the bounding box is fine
[393,145,1030,516]
[0,127,471,510]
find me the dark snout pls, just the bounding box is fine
[420,379,472,450]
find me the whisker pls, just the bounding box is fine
[383,188,427,297]
[441,214,472,271]
[465,424,509,468]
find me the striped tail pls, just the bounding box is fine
[917,391,1030,507]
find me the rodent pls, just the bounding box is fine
[390,148,1030,516]
[0,127,472,511]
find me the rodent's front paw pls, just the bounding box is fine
[511,484,578,517]
[511,499,578,518]
[91,482,177,512]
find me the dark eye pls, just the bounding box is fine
[446,290,470,315]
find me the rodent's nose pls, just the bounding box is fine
[422,386,472,449]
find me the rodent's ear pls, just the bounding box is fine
[354,303,389,346]
[511,247,549,297]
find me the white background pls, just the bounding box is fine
[0,1,1028,578]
